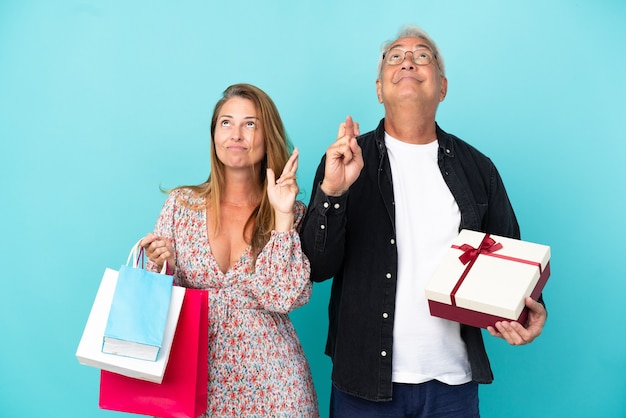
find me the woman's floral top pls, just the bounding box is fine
[149,188,319,417]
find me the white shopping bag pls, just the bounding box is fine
[76,242,185,383]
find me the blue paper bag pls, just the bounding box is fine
[102,241,174,361]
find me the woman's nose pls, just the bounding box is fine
[231,126,243,140]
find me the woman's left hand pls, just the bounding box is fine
[267,148,299,231]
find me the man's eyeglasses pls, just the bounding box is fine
[383,48,435,66]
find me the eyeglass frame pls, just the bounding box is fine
[382,47,439,68]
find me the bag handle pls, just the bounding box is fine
[125,239,168,274]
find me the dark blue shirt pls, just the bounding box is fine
[300,119,523,401]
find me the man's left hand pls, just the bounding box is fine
[487,297,546,345]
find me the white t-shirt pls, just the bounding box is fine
[385,133,471,385]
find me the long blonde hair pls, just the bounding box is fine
[176,83,292,259]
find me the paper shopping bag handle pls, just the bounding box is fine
[125,240,168,274]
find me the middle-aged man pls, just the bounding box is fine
[300,24,547,417]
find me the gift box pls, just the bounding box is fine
[424,229,550,328]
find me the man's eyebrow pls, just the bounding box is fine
[388,42,433,51]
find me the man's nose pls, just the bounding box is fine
[401,51,415,69]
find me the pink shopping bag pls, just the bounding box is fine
[99,288,208,418]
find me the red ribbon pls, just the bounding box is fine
[448,233,544,307]
[455,236,503,265]
[449,234,502,306]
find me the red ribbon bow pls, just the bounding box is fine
[449,234,503,306]
[457,236,503,265]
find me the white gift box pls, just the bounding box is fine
[424,229,550,328]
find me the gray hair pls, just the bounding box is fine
[377,24,445,77]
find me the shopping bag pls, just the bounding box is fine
[99,288,209,418]
[76,241,184,383]
[103,241,174,361]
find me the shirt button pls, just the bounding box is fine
[323,202,329,208]
[320,224,326,230]
[381,351,387,357]
[390,239,395,245]
[386,273,392,279]
[382,312,389,319]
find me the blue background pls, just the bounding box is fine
[1,1,625,417]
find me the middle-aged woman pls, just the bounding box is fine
[140,83,319,417]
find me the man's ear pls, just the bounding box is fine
[376,79,383,103]
[439,76,448,102]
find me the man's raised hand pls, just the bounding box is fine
[320,116,364,196]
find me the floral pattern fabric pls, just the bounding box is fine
[149,188,319,417]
